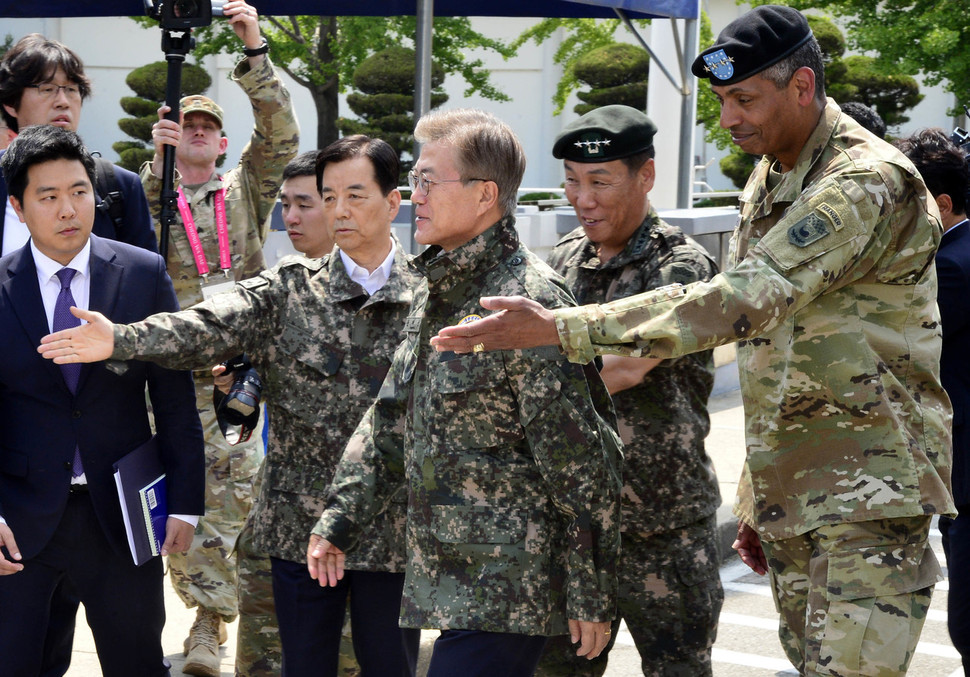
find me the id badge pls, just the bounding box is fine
[201,277,235,300]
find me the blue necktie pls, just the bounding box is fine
[54,268,83,478]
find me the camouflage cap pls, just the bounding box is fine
[180,95,224,128]
[691,5,812,86]
[552,105,657,163]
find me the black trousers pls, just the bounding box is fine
[0,491,169,677]
[270,556,419,677]
[940,508,970,672]
[427,629,548,677]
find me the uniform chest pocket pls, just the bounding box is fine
[431,354,523,450]
[275,324,344,419]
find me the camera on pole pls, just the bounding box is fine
[142,0,225,261]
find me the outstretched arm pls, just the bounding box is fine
[430,296,561,353]
[36,307,115,364]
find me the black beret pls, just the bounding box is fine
[552,105,657,163]
[691,5,813,86]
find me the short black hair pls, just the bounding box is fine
[0,34,92,133]
[839,102,886,140]
[895,128,969,215]
[283,150,322,183]
[316,135,400,197]
[0,125,96,204]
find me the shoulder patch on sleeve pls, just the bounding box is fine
[758,180,867,271]
[238,275,270,290]
[788,212,830,248]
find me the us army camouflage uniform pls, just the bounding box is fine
[537,212,723,677]
[138,54,297,662]
[313,216,623,636]
[554,100,955,675]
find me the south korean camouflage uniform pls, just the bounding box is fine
[313,217,623,637]
[139,54,297,672]
[554,101,955,675]
[109,241,417,578]
[537,211,723,676]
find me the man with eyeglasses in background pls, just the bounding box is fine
[0,33,158,257]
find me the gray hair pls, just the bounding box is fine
[414,108,526,216]
[759,36,826,102]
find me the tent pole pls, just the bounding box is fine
[615,9,678,92]
[678,17,698,208]
[411,0,434,252]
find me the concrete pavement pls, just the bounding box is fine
[66,365,748,676]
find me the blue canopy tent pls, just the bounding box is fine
[0,0,701,206]
[0,0,695,19]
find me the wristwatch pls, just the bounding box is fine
[243,38,269,57]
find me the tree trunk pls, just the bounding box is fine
[313,17,340,148]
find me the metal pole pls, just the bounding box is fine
[411,0,434,252]
[678,17,699,208]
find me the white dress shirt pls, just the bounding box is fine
[338,238,397,296]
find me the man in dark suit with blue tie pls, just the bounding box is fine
[897,127,970,672]
[0,125,204,675]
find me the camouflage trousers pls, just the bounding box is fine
[762,515,941,676]
[235,516,281,677]
[168,381,264,621]
[535,513,723,677]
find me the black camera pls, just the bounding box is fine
[146,0,225,31]
[214,354,262,444]
[950,105,970,160]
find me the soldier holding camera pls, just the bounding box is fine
[140,2,298,675]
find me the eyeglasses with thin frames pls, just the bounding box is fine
[26,83,82,101]
[407,170,487,195]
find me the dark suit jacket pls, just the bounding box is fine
[0,235,204,560]
[938,221,970,506]
[0,149,158,256]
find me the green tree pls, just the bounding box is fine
[758,0,970,116]
[512,18,650,114]
[134,16,513,148]
[114,61,212,172]
[339,46,448,179]
[572,43,648,115]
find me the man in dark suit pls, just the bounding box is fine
[0,33,158,256]
[0,125,204,675]
[897,127,970,671]
[0,34,163,676]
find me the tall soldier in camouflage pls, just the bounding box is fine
[432,8,955,675]
[40,135,422,677]
[535,105,722,677]
[140,3,298,675]
[307,109,622,677]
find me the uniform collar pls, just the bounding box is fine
[411,215,519,290]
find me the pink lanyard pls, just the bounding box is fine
[176,184,231,279]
